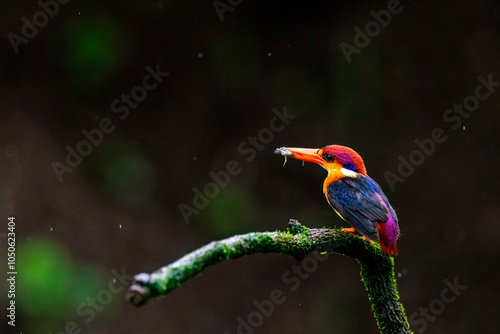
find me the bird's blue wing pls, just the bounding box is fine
[326,176,398,241]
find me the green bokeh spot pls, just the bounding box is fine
[88,139,154,203]
[272,65,324,114]
[15,238,107,332]
[17,239,73,316]
[203,185,259,235]
[211,32,262,92]
[330,44,380,140]
[66,16,122,89]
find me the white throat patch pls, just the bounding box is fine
[340,168,360,178]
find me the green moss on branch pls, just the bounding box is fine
[127,220,412,334]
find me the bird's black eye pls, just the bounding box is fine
[323,154,334,162]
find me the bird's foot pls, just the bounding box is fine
[341,227,356,234]
[341,228,374,243]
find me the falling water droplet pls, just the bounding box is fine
[50,226,53,232]
[463,125,466,130]
[398,268,408,277]
[198,53,203,58]
[119,224,122,229]
[268,52,271,56]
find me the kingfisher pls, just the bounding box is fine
[275,145,400,256]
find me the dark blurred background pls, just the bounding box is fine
[1,0,499,333]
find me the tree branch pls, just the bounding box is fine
[127,220,412,334]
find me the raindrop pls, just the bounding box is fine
[113,278,116,283]
[267,52,271,56]
[49,226,53,232]
[198,53,203,58]
[463,125,466,130]
[119,224,122,229]
[193,156,197,161]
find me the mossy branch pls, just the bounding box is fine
[127,220,412,334]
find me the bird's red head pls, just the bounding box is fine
[274,145,367,176]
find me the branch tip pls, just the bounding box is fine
[127,283,150,307]
[287,219,308,234]
[127,223,411,333]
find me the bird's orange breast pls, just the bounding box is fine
[322,164,362,195]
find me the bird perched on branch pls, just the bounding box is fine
[275,145,400,256]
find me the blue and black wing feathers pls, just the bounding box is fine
[326,176,398,241]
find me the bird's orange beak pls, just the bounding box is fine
[274,147,324,165]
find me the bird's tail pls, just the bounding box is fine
[377,219,398,256]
